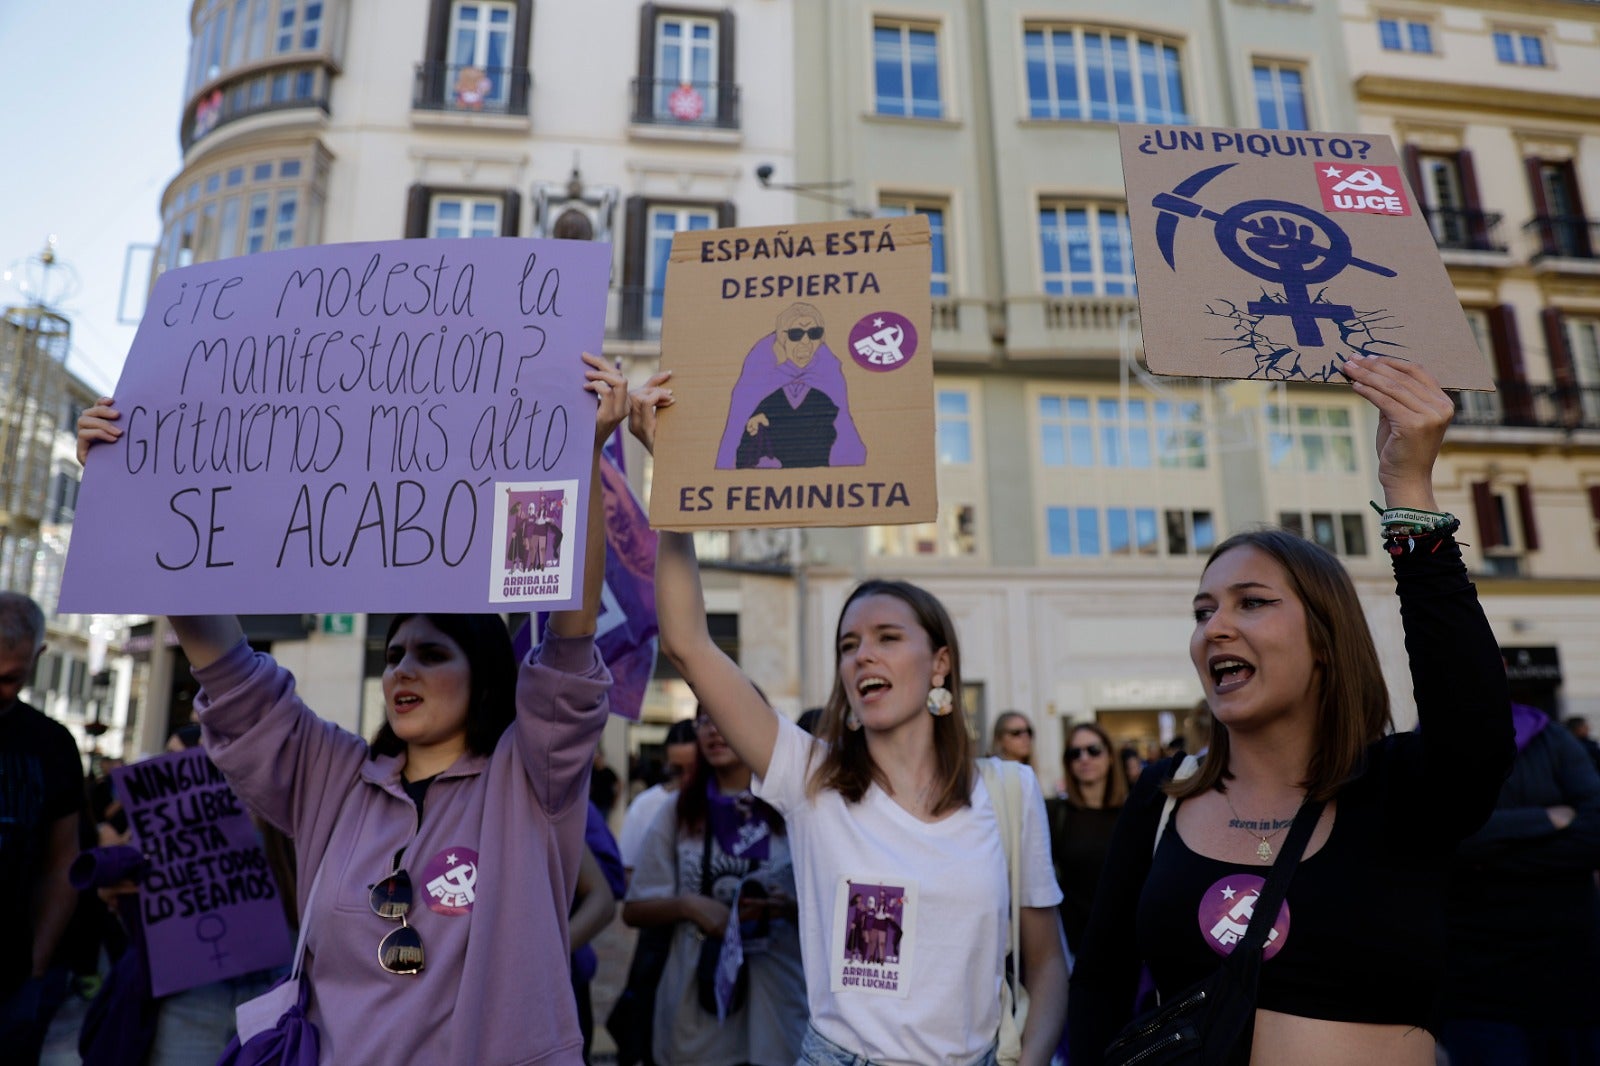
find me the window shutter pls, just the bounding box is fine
[1543,308,1574,385]
[423,0,450,61]
[510,0,534,113]
[1472,480,1505,548]
[1515,483,1540,551]
[1526,157,1553,255]
[636,4,658,122]
[1457,150,1487,247]
[717,200,737,229]
[1402,144,1423,205]
[717,8,736,125]
[1588,486,1600,547]
[1488,305,1530,423]
[405,184,430,239]
[502,189,522,236]
[620,195,648,337]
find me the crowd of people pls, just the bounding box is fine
[0,353,1593,1066]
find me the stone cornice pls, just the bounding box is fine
[1355,74,1600,120]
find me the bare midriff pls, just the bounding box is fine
[1251,1009,1434,1065]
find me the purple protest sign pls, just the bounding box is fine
[111,748,293,997]
[59,237,610,613]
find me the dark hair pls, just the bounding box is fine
[369,614,518,761]
[806,579,974,817]
[169,723,203,749]
[796,707,825,736]
[664,718,699,746]
[1062,722,1128,810]
[1169,529,1391,804]
[989,711,1032,756]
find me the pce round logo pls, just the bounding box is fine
[848,311,918,373]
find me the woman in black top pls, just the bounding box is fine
[1046,722,1127,957]
[1066,355,1513,1065]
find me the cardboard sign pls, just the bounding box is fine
[111,749,293,997]
[59,238,609,613]
[648,217,936,530]
[1119,125,1493,390]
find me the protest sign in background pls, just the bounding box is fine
[59,238,609,614]
[1119,124,1493,391]
[111,748,292,997]
[647,216,937,530]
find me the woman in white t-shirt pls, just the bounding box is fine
[628,378,1068,1066]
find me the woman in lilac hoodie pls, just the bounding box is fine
[75,353,628,1065]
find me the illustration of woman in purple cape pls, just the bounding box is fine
[715,302,867,470]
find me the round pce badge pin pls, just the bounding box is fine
[847,311,919,373]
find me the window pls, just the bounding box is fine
[420,0,532,115]
[1377,17,1432,54]
[1265,404,1358,473]
[1045,506,1158,557]
[1023,26,1188,124]
[1038,393,1207,469]
[1456,309,1503,424]
[1252,62,1308,131]
[430,196,502,239]
[619,196,734,338]
[1493,30,1546,66]
[874,21,942,118]
[185,0,328,101]
[158,152,324,269]
[403,185,520,240]
[1471,480,1539,573]
[1529,159,1594,259]
[1415,152,1468,247]
[632,6,737,128]
[1568,316,1600,424]
[1165,509,1216,556]
[1039,203,1135,296]
[880,199,950,296]
[869,387,979,558]
[446,3,515,108]
[1279,511,1368,556]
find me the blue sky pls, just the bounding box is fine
[0,2,189,393]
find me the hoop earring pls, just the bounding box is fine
[926,677,954,717]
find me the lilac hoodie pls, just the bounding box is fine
[195,632,611,1065]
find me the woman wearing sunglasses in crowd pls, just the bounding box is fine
[1066,357,1514,1065]
[622,708,807,1066]
[989,712,1037,766]
[74,353,628,1065]
[630,377,1068,1066]
[1046,723,1128,963]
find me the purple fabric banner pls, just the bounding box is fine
[524,430,657,719]
[59,237,610,614]
[111,748,293,997]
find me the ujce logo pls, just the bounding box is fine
[1315,164,1411,216]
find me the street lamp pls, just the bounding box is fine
[754,164,871,219]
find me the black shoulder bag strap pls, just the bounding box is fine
[1228,795,1326,960]
[699,823,714,897]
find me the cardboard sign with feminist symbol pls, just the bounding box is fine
[1119,124,1493,390]
[647,216,937,531]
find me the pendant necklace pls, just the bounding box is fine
[1221,789,1293,863]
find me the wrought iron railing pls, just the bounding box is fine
[1453,380,1600,430]
[1524,215,1599,260]
[1422,207,1506,253]
[413,61,531,116]
[630,78,741,130]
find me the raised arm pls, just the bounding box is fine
[547,354,630,639]
[79,400,245,669]
[628,374,779,778]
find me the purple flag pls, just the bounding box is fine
[522,430,657,719]
[111,749,293,997]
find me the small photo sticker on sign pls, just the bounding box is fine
[489,481,577,604]
[1316,164,1411,216]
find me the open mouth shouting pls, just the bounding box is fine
[1209,656,1256,695]
[856,676,890,704]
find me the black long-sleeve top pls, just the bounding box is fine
[1066,537,1513,1064]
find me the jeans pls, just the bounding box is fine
[148,969,284,1066]
[796,1024,999,1066]
[1438,1019,1600,1066]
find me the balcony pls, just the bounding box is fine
[413,61,531,117]
[1453,380,1600,431]
[1525,215,1599,262]
[1422,207,1505,253]
[1007,295,1141,361]
[630,79,741,131]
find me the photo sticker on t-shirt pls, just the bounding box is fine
[1196,873,1290,960]
[828,877,916,998]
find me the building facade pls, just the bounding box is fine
[1343,0,1600,721]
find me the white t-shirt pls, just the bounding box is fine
[754,715,1061,1066]
[619,783,676,869]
